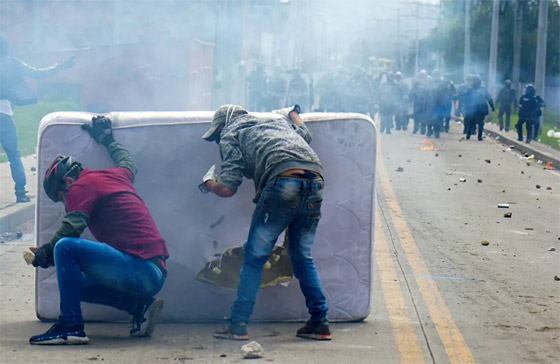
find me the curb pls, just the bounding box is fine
[0,202,35,233]
[484,127,560,170]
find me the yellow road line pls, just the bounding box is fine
[377,152,476,364]
[375,210,425,364]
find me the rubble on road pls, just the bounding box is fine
[477,179,483,183]
[481,240,490,246]
[241,341,264,359]
[395,167,404,172]
[485,159,491,164]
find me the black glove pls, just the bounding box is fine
[82,115,113,144]
[32,246,54,269]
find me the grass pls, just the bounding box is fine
[490,109,560,151]
[0,101,81,162]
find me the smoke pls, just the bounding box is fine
[0,0,440,112]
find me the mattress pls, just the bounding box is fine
[35,111,376,322]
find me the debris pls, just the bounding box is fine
[509,145,515,149]
[544,161,555,170]
[23,251,35,265]
[497,204,510,208]
[525,227,534,231]
[241,341,264,359]
[485,159,491,164]
[536,185,541,189]
[537,160,543,164]
[447,188,451,191]
[0,231,22,241]
[477,179,483,183]
[503,212,512,218]
[555,276,560,281]
[521,171,525,174]
[458,154,462,158]
[546,187,552,190]
[220,354,227,358]
[459,178,467,183]
[495,136,500,140]
[30,166,36,172]
[496,220,500,224]
[481,240,490,246]
[502,190,506,193]
[406,159,411,162]
[395,167,404,172]
[548,247,556,252]
[435,153,439,157]
[526,162,531,166]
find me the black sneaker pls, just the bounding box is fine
[213,318,249,340]
[29,322,89,345]
[296,319,332,341]
[130,298,164,337]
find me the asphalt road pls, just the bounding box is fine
[1,122,559,364]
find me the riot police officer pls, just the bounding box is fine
[517,84,545,143]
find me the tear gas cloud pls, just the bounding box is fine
[0,0,440,112]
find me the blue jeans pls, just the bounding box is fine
[0,113,26,196]
[53,238,165,326]
[230,175,328,324]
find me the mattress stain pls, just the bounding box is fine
[210,215,225,229]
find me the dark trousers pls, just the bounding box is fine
[412,112,426,134]
[465,114,484,140]
[516,118,536,142]
[395,111,409,130]
[426,116,443,138]
[499,107,511,131]
[379,112,393,134]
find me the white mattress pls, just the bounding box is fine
[35,111,376,322]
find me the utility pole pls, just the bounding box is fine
[415,2,419,75]
[396,7,401,70]
[535,0,549,100]
[488,0,500,96]
[512,0,523,94]
[437,0,443,72]
[464,0,471,80]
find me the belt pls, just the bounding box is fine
[279,169,321,179]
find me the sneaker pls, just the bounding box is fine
[16,193,31,203]
[130,298,164,337]
[296,319,332,341]
[29,322,89,345]
[213,318,249,340]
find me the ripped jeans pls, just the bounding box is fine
[54,238,165,326]
[230,175,328,324]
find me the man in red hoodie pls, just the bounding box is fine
[27,116,169,345]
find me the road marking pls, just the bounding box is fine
[375,210,425,364]
[377,155,476,364]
